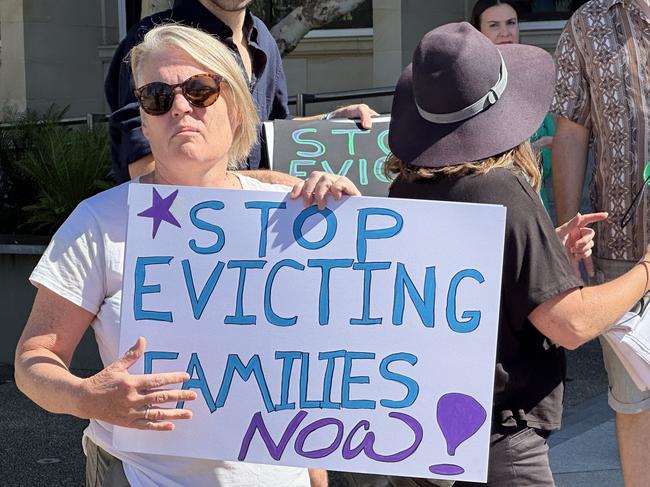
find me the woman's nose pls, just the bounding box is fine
[170,89,192,117]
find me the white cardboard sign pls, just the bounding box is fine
[114,183,506,482]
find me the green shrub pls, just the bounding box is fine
[0,106,69,236]
[0,106,114,236]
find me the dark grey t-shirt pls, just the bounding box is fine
[389,167,583,431]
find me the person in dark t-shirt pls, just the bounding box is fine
[378,22,650,487]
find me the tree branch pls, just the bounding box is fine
[270,0,366,57]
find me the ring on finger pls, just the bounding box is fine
[144,404,151,420]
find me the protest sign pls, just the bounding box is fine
[265,117,392,196]
[115,183,506,482]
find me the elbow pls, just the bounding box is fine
[13,345,30,395]
[556,316,593,350]
[559,335,585,351]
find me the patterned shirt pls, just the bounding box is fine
[552,0,650,261]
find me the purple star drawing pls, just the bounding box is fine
[138,188,181,239]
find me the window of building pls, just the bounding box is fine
[249,0,372,29]
[513,0,589,21]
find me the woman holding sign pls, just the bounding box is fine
[14,25,357,487]
[385,23,650,486]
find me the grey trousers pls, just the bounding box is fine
[345,427,553,487]
[85,439,131,487]
[453,427,554,487]
[345,472,454,487]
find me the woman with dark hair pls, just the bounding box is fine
[470,0,521,44]
[386,22,650,486]
[470,0,557,220]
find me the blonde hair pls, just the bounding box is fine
[383,141,541,192]
[129,24,259,169]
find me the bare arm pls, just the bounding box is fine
[529,255,650,350]
[551,117,590,225]
[308,468,328,487]
[15,286,196,429]
[128,154,155,179]
[295,104,380,130]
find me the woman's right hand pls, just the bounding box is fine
[80,337,196,430]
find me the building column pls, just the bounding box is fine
[372,0,470,89]
[0,0,27,113]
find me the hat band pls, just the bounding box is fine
[416,53,509,125]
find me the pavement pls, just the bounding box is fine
[0,339,622,487]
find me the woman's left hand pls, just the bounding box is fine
[290,171,361,209]
[556,211,608,278]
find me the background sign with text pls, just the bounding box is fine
[266,117,391,196]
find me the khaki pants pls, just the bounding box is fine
[84,438,130,487]
[592,257,650,413]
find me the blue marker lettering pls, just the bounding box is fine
[293,206,337,250]
[379,353,419,408]
[182,259,225,320]
[356,208,403,262]
[350,261,391,325]
[265,259,305,326]
[189,201,225,255]
[133,256,173,322]
[215,354,275,413]
[342,351,376,409]
[319,350,346,409]
[447,268,485,333]
[225,260,267,325]
[299,352,321,409]
[275,351,302,411]
[180,352,216,412]
[307,259,354,325]
[245,201,287,258]
[393,263,436,327]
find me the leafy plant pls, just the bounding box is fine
[0,105,69,236]
[13,123,113,233]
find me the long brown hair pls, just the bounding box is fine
[383,140,541,192]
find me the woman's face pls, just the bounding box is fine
[139,47,237,175]
[479,4,519,45]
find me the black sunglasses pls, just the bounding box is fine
[134,73,223,116]
[621,161,650,228]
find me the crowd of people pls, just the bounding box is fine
[14,0,650,486]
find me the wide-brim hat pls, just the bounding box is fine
[389,22,555,167]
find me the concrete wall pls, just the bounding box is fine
[2,1,564,119]
[283,29,378,115]
[371,0,565,96]
[1,0,119,117]
[21,0,119,116]
[0,250,102,370]
[0,0,27,113]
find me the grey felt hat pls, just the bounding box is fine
[388,22,555,167]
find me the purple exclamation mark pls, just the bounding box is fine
[428,392,487,476]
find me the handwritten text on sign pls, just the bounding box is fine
[268,118,391,196]
[115,184,506,482]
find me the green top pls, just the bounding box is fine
[530,112,556,213]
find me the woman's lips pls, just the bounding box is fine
[174,126,200,136]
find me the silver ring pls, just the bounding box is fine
[144,405,151,420]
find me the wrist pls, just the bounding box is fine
[320,111,335,121]
[638,258,650,293]
[73,376,94,419]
